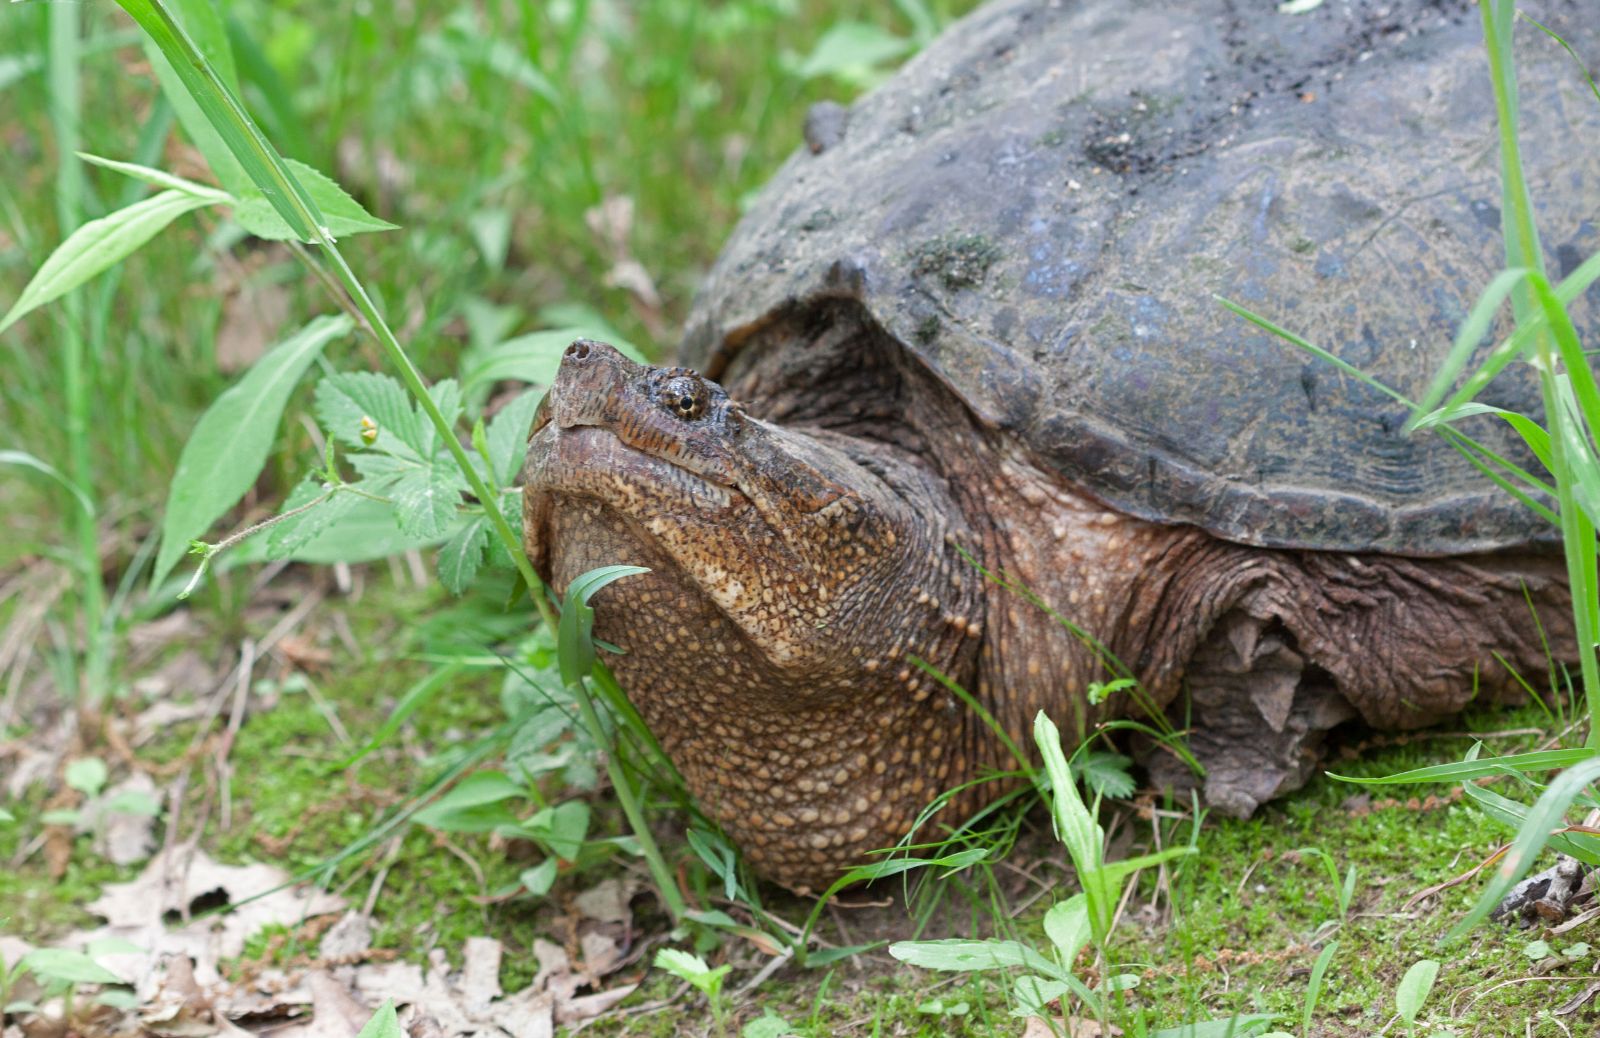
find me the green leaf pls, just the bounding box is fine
[152,315,353,587]
[558,566,651,687]
[887,938,1059,976]
[522,801,590,860]
[796,22,911,81]
[741,1012,793,1038]
[266,481,361,559]
[391,467,464,540]
[95,990,141,1010]
[76,153,231,201]
[355,1000,402,1038]
[520,858,558,897]
[1148,1015,1278,1038]
[0,808,15,824]
[1396,958,1440,1025]
[1,190,218,334]
[1303,941,1337,1034]
[232,157,398,242]
[413,771,522,833]
[1076,750,1135,799]
[105,790,163,817]
[316,371,426,456]
[486,389,545,485]
[461,329,647,392]
[64,758,108,797]
[20,948,122,986]
[1009,976,1070,1017]
[234,496,448,565]
[118,0,326,240]
[1033,711,1115,941]
[1041,894,1091,968]
[438,517,489,594]
[654,948,727,997]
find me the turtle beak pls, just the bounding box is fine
[530,389,553,438]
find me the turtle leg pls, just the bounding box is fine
[1141,610,1357,817]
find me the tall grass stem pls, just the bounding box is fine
[48,1,107,702]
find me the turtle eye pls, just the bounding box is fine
[660,374,709,421]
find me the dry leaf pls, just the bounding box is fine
[319,913,374,962]
[578,932,622,980]
[572,878,635,926]
[458,937,503,1015]
[80,772,160,866]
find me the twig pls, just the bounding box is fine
[216,638,256,832]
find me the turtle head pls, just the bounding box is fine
[523,339,973,677]
[521,340,981,886]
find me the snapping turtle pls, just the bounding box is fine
[524,0,1598,889]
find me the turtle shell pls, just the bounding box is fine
[681,0,1600,554]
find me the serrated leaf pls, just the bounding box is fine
[267,482,362,558]
[315,371,423,455]
[153,315,353,587]
[391,467,463,540]
[1,190,218,334]
[1077,750,1135,799]
[232,157,398,242]
[438,517,489,594]
[20,948,122,986]
[486,388,544,485]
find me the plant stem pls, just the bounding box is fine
[1478,0,1600,746]
[571,676,687,920]
[49,1,107,703]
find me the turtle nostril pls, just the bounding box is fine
[566,341,591,361]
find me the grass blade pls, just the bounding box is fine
[1302,941,1337,1037]
[1326,747,1593,785]
[1446,754,1600,940]
[115,0,325,240]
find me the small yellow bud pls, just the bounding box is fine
[359,416,378,444]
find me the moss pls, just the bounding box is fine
[910,235,1002,290]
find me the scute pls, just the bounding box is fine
[682,0,1600,554]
